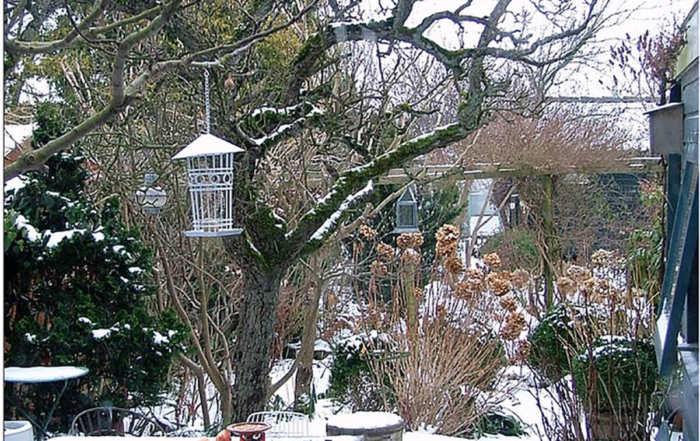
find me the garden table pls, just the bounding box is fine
[5,366,89,441]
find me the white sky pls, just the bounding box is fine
[355,0,696,98]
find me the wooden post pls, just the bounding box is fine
[404,266,418,341]
[542,174,555,309]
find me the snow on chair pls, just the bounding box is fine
[246,411,310,439]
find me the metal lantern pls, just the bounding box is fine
[172,133,245,237]
[135,173,168,215]
[394,186,419,233]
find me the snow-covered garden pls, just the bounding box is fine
[4,0,695,441]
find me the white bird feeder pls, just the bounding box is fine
[172,134,245,237]
[135,173,168,215]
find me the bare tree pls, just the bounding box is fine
[6,0,617,422]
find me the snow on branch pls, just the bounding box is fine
[251,103,303,118]
[249,106,324,146]
[310,180,374,241]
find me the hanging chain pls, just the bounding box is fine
[204,68,211,134]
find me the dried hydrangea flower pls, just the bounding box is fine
[557,276,577,299]
[465,268,486,281]
[591,249,616,267]
[455,281,477,301]
[499,296,518,313]
[376,242,394,262]
[360,225,378,241]
[445,256,464,275]
[483,253,502,269]
[397,232,425,250]
[371,260,388,276]
[435,224,460,257]
[500,312,527,340]
[567,265,592,283]
[511,269,530,290]
[487,273,511,296]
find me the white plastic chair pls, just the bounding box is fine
[246,411,310,438]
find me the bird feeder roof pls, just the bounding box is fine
[172,134,245,160]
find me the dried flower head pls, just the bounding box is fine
[360,225,378,241]
[445,256,464,275]
[499,296,518,313]
[487,273,511,296]
[591,249,617,267]
[500,313,527,340]
[511,269,530,290]
[557,276,577,299]
[593,278,620,302]
[465,268,486,281]
[376,242,394,262]
[371,260,388,277]
[460,275,486,295]
[400,248,421,267]
[455,281,477,301]
[414,288,425,301]
[513,340,531,363]
[580,277,597,299]
[567,265,592,283]
[435,224,460,257]
[483,253,502,269]
[397,232,424,250]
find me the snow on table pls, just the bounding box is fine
[4,366,89,383]
[327,412,403,430]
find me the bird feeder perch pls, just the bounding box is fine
[172,134,245,237]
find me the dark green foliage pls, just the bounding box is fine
[627,183,664,296]
[527,304,577,382]
[474,408,528,438]
[572,337,658,413]
[327,337,392,411]
[480,227,540,272]
[32,103,74,149]
[4,152,187,434]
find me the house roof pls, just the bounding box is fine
[4,124,34,156]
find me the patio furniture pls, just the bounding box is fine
[246,412,310,438]
[69,407,170,437]
[4,366,89,441]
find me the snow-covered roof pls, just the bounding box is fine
[4,366,89,383]
[172,134,245,160]
[4,124,34,156]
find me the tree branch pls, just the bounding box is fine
[5,0,108,55]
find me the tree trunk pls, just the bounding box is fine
[231,268,283,423]
[293,280,323,413]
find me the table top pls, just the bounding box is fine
[4,366,89,383]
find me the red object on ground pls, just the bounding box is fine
[227,422,272,441]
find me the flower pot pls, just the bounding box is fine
[5,421,33,441]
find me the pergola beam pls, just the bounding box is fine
[307,157,661,185]
[306,158,662,185]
